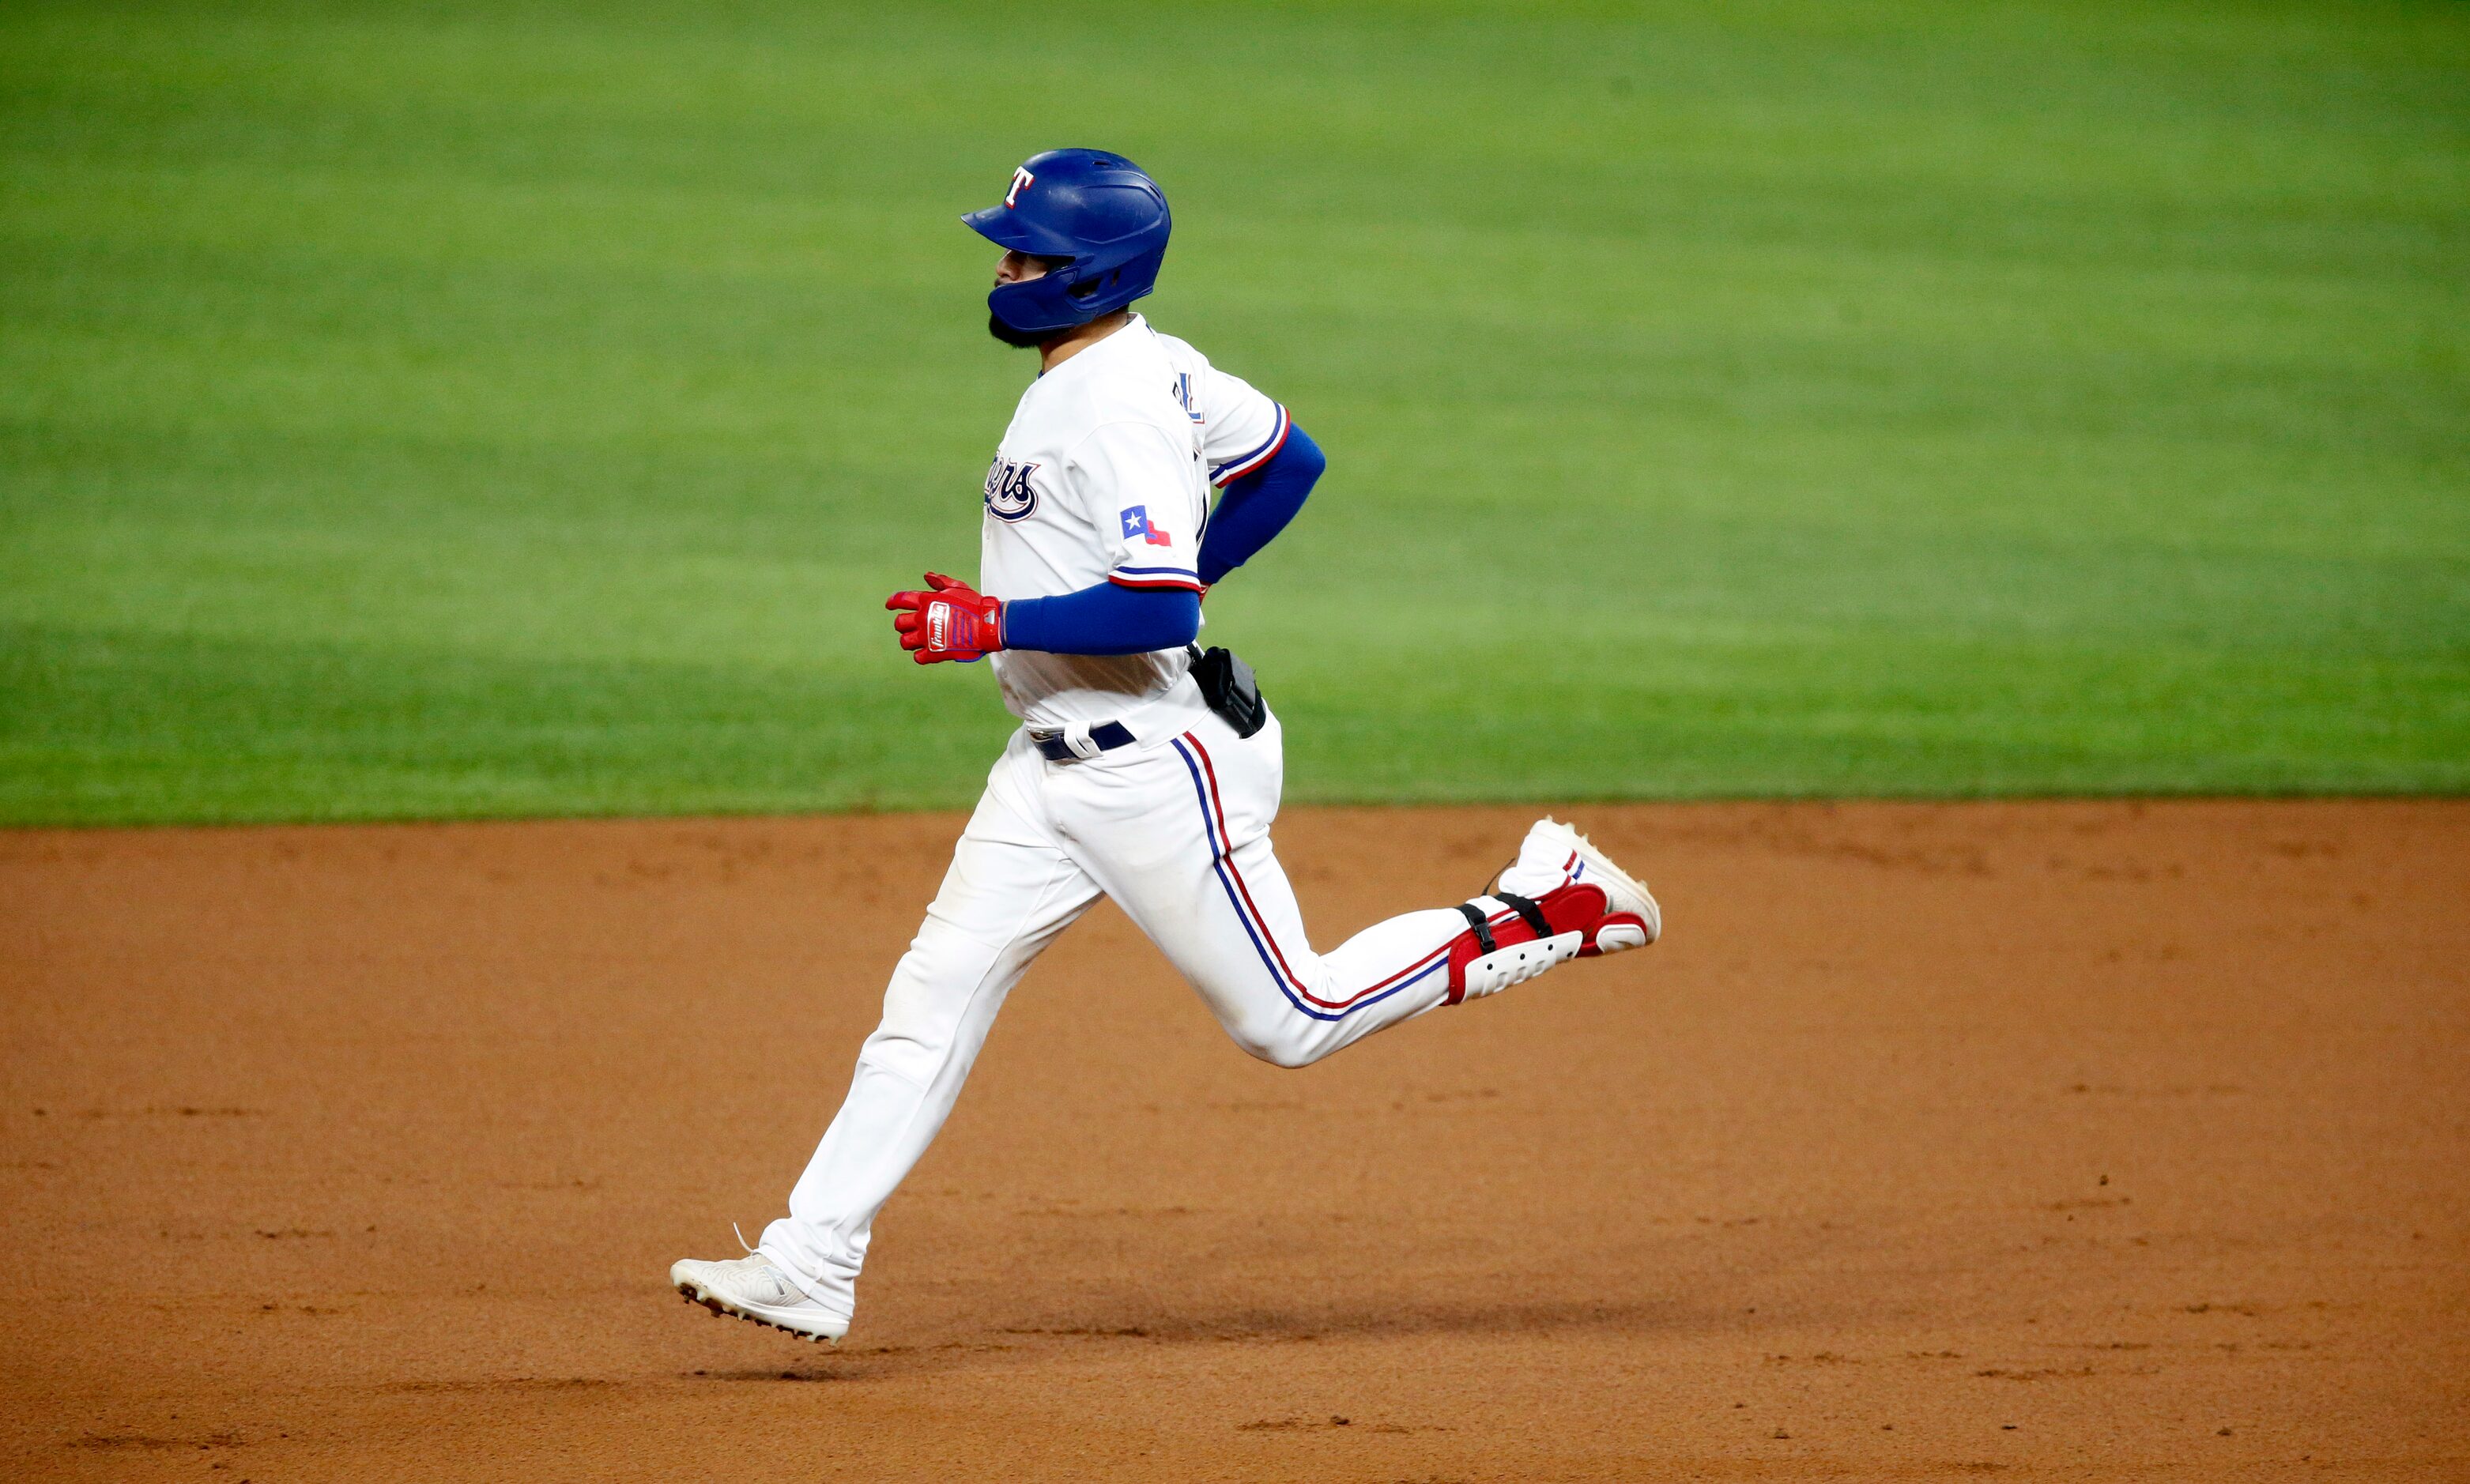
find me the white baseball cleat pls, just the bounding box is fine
[1529,817,1661,951]
[671,1252,849,1344]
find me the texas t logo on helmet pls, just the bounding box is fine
[963,148,1172,337]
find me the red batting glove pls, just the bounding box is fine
[885,571,1004,664]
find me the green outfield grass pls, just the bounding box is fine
[2,0,2464,823]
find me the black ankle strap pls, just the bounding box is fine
[1494,891,1554,943]
[1454,900,1497,955]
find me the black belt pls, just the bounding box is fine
[1030,721,1137,763]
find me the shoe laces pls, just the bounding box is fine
[726,1223,825,1309]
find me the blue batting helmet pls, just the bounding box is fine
[963,149,1171,337]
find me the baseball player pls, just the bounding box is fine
[672,149,1661,1343]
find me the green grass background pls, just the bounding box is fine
[3,0,2465,823]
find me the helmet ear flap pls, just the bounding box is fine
[1067,269,1118,301]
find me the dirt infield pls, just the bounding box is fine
[2,801,2464,1481]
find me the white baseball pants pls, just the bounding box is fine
[758,702,1570,1322]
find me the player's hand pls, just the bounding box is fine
[885,571,1005,664]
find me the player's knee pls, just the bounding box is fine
[1224,1016,1328,1071]
[1259,1039,1322,1072]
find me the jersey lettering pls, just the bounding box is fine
[985,458,1039,522]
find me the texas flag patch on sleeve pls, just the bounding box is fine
[1119,506,1172,547]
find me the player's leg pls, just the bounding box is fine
[1058,714,1657,1070]
[676,739,1100,1338]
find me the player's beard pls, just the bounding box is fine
[986,312,1050,349]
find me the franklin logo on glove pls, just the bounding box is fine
[886,571,1002,664]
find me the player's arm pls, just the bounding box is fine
[1196,424,1323,586]
[1006,582,1198,655]
[1190,361,1323,586]
[884,574,1199,662]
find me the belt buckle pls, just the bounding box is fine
[1031,721,1107,763]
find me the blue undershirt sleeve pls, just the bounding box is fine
[1197,424,1324,587]
[1001,582,1201,657]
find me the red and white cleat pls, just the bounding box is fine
[1529,816,1661,953]
[1444,819,1661,1003]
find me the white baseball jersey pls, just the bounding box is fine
[978,314,1292,728]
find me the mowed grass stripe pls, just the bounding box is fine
[2,0,2464,823]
